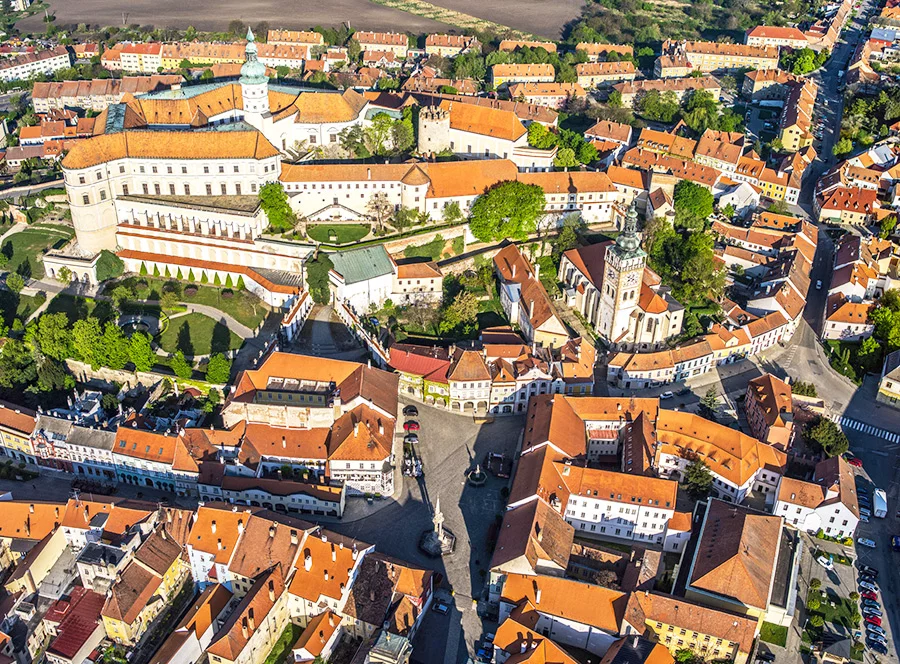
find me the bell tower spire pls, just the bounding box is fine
[240,26,269,127]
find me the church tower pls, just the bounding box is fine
[240,27,269,129]
[597,202,647,346]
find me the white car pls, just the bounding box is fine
[816,280,822,290]
[858,538,877,548]
[660,391,674,400]
[816,555,835,571]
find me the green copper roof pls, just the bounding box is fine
[329,245,394,285]
[613,201,645,259]
[240,27,268,85]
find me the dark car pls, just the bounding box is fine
[404,434,419,444]
[862,598,880,609]
[403,421,420,432]
[757,653,775,663]
[867,640,888,655]
[403,405,418,417]
[859,573,877,585]
[432,600,450,615]
[857,563,878,576]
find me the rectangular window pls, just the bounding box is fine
[122,184,129,195]
[169,184,176,195]
[154,184,161,195]
[82,194,90,204]
[221,183,227,195]
[206,184,212,195]
[100,190,107,201]
[142,184,149,195]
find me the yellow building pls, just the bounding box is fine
[662,40,779,72]
[490,63,555,88]
[160,42,244,69]
[0,400,37,463]
[622,592,759,664]
[102,529,186,645]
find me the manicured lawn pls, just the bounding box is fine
[117,276,269,329]
[158,313,243,356]
[760,621,788,647]
[0,290,44,325]
[2,223,73,279]
[307,223,370,244]
[263,623,303,664]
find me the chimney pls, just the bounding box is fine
[241,619,248,639]
[521,643,527,654]
[633,636,640,647]
[367,168,371,180]
[512,264,516,279]
[324,570,329,581]
[282,436,286,449]
[305,553,312,571]
[269,525,276,538]
[248,608,255,631]
[29,504,34,514]
[290,530,298,545]
[534,262,540,282]
[217,538,223,550]
[268,579,276,601]
[211,520,217,534]
[533,580,541,604]
[352,546,358,560]
[237,519,244,535]
[378,420,384,435]
[332,544,336,562]
[328,613,335,627]
[529,300,534,321]
[354,422,359,435]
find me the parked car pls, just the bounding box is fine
[865,614,883,626]
[867,632,887,645]
[404,434,419,444]
[860,514,870,523]
[403,421,420,432]
[816,280,823,289]
[816,555,834,571]
[866,624,886,637]
[892,535,900,551]
[660,391,674,399]
[860,590,877,601]
[848,457,864,468]
[864,608,883,619]
[859,581,877,593]
[757,653,775,663]
[867,641,888,655]
[860,507,872,519]
[403,405,418,417]
[862,599,880,610]
[859,572,877,584]
[432,601,450,615]
[858,537,876,548]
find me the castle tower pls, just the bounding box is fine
[240,27,269,129]
[417,105,450,154]
[597,202,647,346]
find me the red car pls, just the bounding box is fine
[403,421,420,432]
[866,616,882,627]
[861,590,878,601]
[848,457,864,468]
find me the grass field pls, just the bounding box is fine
[118,276,269,330]
[759,622,788,647]
[308,223,371,245]
[158,313,243,356]
[2,223,74,279]
[263,623,303,664]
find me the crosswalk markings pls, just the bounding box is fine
[830,414,900,443]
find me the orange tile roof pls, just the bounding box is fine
[288,528,368,603]
[227,513,309,580]
[576,43,634,58]
[747,25,809,41]
[0,501,63,541]
[60,498,156,540]
[439,99,527,141]
[690,500,782,609]
[656,409,787,486]
[208,565,285,661]
[354,32,408,47]
[188,504,260,565]
[501,573,626,632]
[62,130,278,169]
[328,404,394,461]
[176,582,233,636]
[0,400,36,435]
[508,82,586,98]
[491,63,556,79]
[102,560,161,624]
[499,40,557,53]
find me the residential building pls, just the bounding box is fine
[655,410,786,503]
[490,63,556,88]
[31,76,183,113]
[0,401,37,464]
[779,80,817,152]
[494,244,570,347]
[744,374,795,450]
[499,40,558,53]
[44,588,106,664]
[878,348,900,406]
[576,43,634,62]
[267,30,324,47]
[147,584,234,664]
[685,499,798,626]
[0,46,72,82]
[815,187,880,224]
[507,82,587,108]
[354,32,409,58]
[600,636,675,664]
[775,456,859,539]
[620,591,758,664]
[575,61,637,88]
[423,34,480,57]
[660,40,779,72]
[745,25,810,48]
[613,76,722,107]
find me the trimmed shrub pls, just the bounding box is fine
[236,275,245,289]
[213,273,221,286]
[201,271,209,284]
[184,286,198,297]
[188,269,195,281]
[225,274,233,288]
[140,262,148,276]
[222,289,234,299]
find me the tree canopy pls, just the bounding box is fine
[807,418,849,458]
[259,182,297,233]
[468,181,545,242]
[306,254,334,305]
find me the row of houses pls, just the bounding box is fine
[0,497,431,664]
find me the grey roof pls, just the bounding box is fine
[329,245,395,285]
[77,542,127,568]
[35,415,74,437]
[605,637,665,664]
[871,28,897,42]
[67,425,116,451]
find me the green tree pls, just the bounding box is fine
[206,353,232,383]
[700,387,718,417]
[72,317,104,369]
[35,313,71,361]
[439,290,479,334]
[833,137,854,157]
[674,180,714,220]
[5,272,24,294]
[468,181,545,242]
[553,147,578,168]
[95,250,125,282]
[0,339,36,390]
[102,322,130,370]
[792,381,818,397]
[110,285,131,309]
[808,419,850,457]
[683,459,714,498]
[129,331,155,372]
[857,336,882,373]
[443,201,463,224]
[306,254,334,304]
[364,113,394,156]
[636,90,680,122]
[807,596,821,612]
[57,266,72,285]
[258,182,296,233]
[809,577,822,590]
[880,214,897,239]
[809,615,825,628]
[527,122,558,149]
[170,350,192,379]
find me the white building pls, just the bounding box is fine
[774,456,859,539]
[0,47,72,82]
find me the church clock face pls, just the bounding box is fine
[625,272,640,286]
[606,267,616,283]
